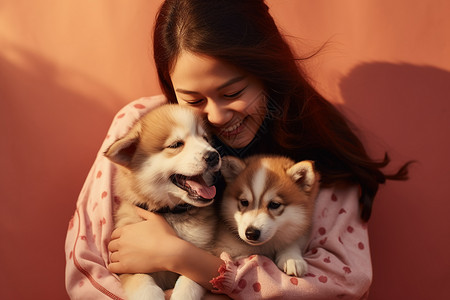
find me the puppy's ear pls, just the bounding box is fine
[286,160,318,192]
[104,123,141,168]
[221,156,246,183]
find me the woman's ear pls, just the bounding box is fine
[104,123,142,168]
[220,156,246,183]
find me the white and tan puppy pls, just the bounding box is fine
[105,104,221,300]
[215,155,319,277]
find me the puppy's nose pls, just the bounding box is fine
[204,151,220,168]
[245,227,261,241]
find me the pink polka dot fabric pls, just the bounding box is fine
[65,96,372,299]
[211,185,372,299]
[64,96,165,299]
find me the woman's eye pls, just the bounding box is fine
[183,99,204,106]
[268,201,281,210]
[168,141,184,149]
[224,87,246,99]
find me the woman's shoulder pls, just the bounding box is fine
[317,182,360,202]
[102,95,167,147]
[116,95,167,119]
[312,182,367,233]
[314,182,361,217]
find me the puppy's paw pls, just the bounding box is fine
[127,285,165,300]
[171,275,206,300]
[276,253,308,277]
[120,273,165,300]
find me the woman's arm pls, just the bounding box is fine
[108,207,224,291]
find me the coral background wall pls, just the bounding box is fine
[1,0,449,299]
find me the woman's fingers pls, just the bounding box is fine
[134,206,155,220]
[108,238,119,253]
[108,262,121,274]
[109,250,120,263]
[110,226,122,240]
[108,248,124,274]
[108,227,122,254]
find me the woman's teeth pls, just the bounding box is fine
[222,119,243,133]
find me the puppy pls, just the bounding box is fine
[215,155,319,277]
[105,104,221,300]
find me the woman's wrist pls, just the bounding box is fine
[169,239,224,290]
[165,236,191,272]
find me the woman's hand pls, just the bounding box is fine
[108,207,183,274]
[108,206,225,291]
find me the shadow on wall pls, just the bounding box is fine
[0,46,123,299]
[339,62,450,299]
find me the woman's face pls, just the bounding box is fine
[170,51,267,149]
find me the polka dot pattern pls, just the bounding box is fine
[133,103,146,109]
[238,279,247,289]
[253,282,261,292]
[290,277,298,285]
[358,242,365,250]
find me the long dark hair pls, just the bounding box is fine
[153,0,411,221]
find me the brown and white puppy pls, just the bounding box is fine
[105,104,221,300]
[215,155,320,277]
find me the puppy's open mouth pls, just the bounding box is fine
[170,174,217,203]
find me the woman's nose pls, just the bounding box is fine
[203,99,232,126]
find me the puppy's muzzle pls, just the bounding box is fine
[202,151,221,187]
[245,226,261,241]
[204,151,220,168]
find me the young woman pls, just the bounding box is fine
[65,0,410,299]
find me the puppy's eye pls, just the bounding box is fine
[268,201,281,210]
[239,199,249,207]
[203,135,209,142]
[168,141,184,149]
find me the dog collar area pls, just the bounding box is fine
[136,203,194,214]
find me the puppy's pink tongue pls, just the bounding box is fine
[186,179,216,199]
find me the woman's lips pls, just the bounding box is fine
[218,118,245,138]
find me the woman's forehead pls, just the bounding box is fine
[171,51,244,88]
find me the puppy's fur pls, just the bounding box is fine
[105,104,221,300]
[215,155,320,276]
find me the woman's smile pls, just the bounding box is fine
[218,118,244,138]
